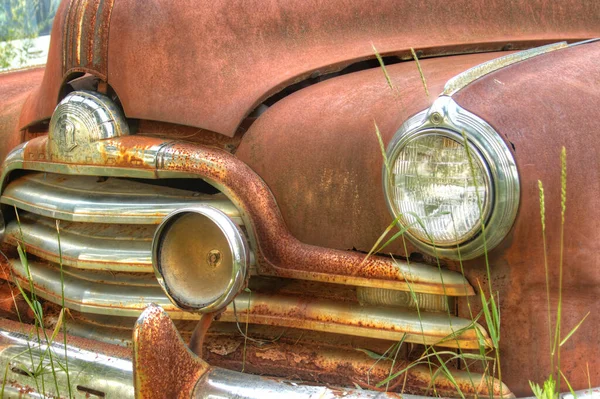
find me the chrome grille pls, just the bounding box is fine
[1,171,489,350]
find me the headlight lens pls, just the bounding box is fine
[390,131,492,246]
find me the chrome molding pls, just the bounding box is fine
[194,367,401,399]
[383,96,520,260]
[0,311,596,399]
[1,172,242,225]
[442,41,567,96]
[9,259,487,349]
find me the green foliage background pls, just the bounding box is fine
[0,0,59,69]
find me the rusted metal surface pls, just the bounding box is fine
[63,0,116,79]
[452,41,600,395]
[9,135,474,296]
[104,0,600,137]
[218,291,489,349]
[189,311,218,357]
[158,141,474,295]
[0,280,33,322]
[136,120,245,153]
[16,1,600,134]
[0,67,44,163]
[7,258,484,348]
[235,52,502,256]
[133,304,210,399]
[203,332,511,398]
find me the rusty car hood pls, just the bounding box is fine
[18,0,600,136]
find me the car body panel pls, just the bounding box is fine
[16,0,600,136]
[236,51,505,255]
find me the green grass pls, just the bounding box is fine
[0,207,73,398]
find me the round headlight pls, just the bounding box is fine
[390,131,492,246]
[383,97,519,260]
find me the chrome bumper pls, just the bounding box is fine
[1,306,598,399]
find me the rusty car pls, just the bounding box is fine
[0,0,599,398]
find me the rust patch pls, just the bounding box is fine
[203,332,509,397]
[133,304,210,399]
[453,41,600,395]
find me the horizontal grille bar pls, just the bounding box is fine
[5,212,154,272]
[1,172,242,224]
[10,259,490,349]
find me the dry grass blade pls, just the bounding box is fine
[410,48,430,102]
[372,43,395,92]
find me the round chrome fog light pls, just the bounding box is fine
[152,206,249,312]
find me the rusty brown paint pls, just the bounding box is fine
[136,120,244,153]
[17,1,600,134]
[133,304,210,399]
[203,332,511,397]
[235,51,504,256]
[159,141,474,296]
[0,67,44,163]
[450,41,600,395]
[0,280,34,322]
[188,311,218,358]
[17,0,72,131]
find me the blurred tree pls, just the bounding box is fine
[0,0,59,69]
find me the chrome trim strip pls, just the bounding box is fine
[443,41,568,96]
[194,367,401,399]
[10,259,488,349]
[4,212,154,272]
[1,172,242,225]
[568,38,600,47]
[2,314,597,399]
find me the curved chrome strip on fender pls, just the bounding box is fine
[0,136,475,296]
[443,41,567,96]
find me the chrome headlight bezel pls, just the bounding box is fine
[383,96,520,260]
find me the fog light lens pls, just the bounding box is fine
[152,206,248,312]
[389,131,492,246]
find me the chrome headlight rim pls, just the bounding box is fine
[383,96,520,260]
